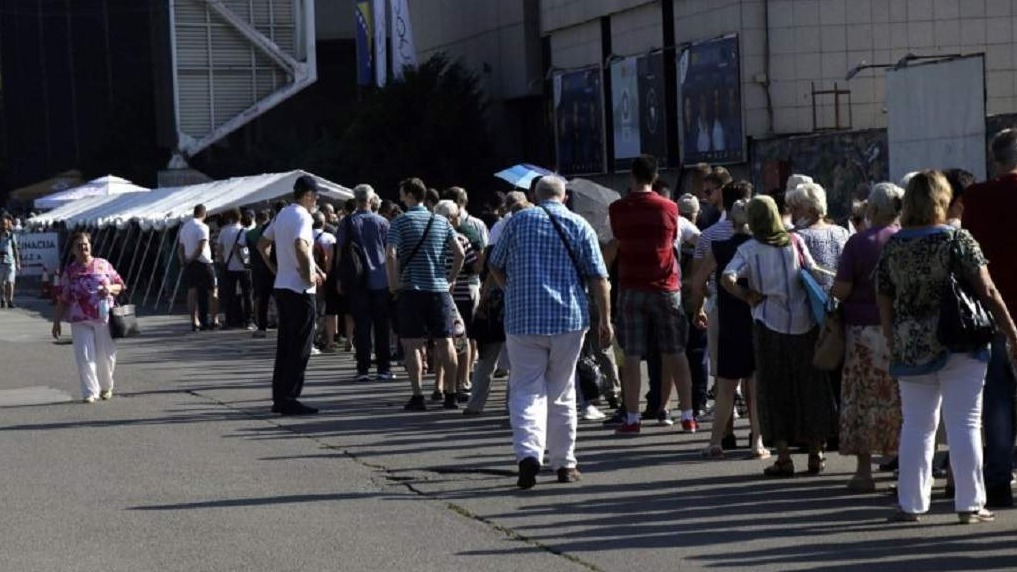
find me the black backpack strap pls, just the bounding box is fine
[401,214,436,275]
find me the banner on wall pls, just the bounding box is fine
[678,34,744,166]
[611,56,640,164]
[354,2,374,86]
[638,52,668,168]
[17,233,59,277]
[373,0,387,86]
[554,67,605,176]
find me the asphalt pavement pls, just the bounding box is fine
[1,298,1015,571]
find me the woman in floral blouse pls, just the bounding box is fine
[876,171,1017,524]
[52,231,125,403]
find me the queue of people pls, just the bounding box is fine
[45,129,1017,525]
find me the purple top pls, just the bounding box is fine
[835,225,899,326]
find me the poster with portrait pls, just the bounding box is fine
[611,56,640,165]
[638,51,668,168]
[554,67,605,175]
[678,35,744,166]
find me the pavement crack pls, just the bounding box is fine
[185,388,604,572]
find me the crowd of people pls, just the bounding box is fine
[43,128,1017,524]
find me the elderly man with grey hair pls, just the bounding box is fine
[336,183,394,381]
[442,186,489,250]
[489,176,612,489]
[962,128,1017,508]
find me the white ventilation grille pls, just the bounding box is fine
[170,0,317,156]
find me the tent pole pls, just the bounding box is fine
[143,228,171,309]
[113,224,134,270]
[154,226,182,312]
[166,253,185,314]
[95,225,113,259]
[124,227,152,304]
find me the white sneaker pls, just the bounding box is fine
[582,404,607,421]
[82,396,98,404]
[99,389,113,400]
[310,347,322,356]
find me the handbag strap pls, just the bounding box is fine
[401,214,436,276]
[539,205,584,282]
[789,233,806,269]
[224,227,243,268]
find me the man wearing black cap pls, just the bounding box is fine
[257,175,325,415]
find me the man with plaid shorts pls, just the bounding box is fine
[606,155,696,435]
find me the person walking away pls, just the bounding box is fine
[605,155,696,434]
[51,231,125,402]
[178,204,220,331]
[336,184,394,382]
[217,208,253,329]
[876,170,1017,523]
[830,182,904,492]
[257,175,325,416]
[489,176,612,489]
[0,215,21,308]
[387,178,465,411]
[957,129,1017,508]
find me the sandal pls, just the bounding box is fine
[746,448,772,460]
[887,510,921,523]
[700,445,725,459]
[763,458,795,478]
[808,452,826,475]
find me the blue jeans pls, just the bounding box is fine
[982,337,1017,488]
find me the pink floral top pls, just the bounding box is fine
[58,258,124,323]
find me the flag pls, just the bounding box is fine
[354,2,374,86]
[390,0,417,80]
[373,0,388,86]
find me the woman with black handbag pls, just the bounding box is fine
[876,171,1017,524]
[51,231,125,403]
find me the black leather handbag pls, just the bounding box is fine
[109,304,140,339]
[937,233,994,353]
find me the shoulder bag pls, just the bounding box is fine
[812,298,845,370]
[790,233,828,327]
[337,215,367,291]
[937,231,995,352]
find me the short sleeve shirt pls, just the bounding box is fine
[875,227,987,375]
[723,238,818,335]
[834,224,899,326]
[58,257,124,323]
[489,201,609,336]
[608,191,680,292]
[179,218,212,263]
[337,210,391,291]
[263,204,315,294]
[389,205,457,292]
[964,173,1017,311]
[217,224,248,272]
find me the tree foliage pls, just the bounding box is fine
[338,53,496,198]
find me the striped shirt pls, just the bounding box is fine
[389,205,457,292]
[693,217,734,260]
[447,233,479,302]
[722,238,818,335]
[489,201,609,336]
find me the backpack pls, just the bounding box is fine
[337,215,367,291]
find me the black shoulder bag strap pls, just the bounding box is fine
[224,227,243,269]
[401,214,436,276]
[539,205,585,283]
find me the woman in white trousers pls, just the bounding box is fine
[875,171,1017,524]
[52,231,125,403]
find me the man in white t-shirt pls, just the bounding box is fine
[257,176,325,416]
[178,204,219,331]
[217,207,253,329]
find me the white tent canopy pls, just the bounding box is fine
[29,170,353,230]
[33,175,150,211]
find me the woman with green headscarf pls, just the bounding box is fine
[720,195,837,477]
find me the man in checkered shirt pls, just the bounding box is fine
[489,176,613,490]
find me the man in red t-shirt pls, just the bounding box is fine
[606,155,695,435]
[962,128,1017,508]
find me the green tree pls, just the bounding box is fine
[338,53,496,199]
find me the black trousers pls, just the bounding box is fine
[350,288,392,375]
[272,289,315,405]
[223,269,253,327]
